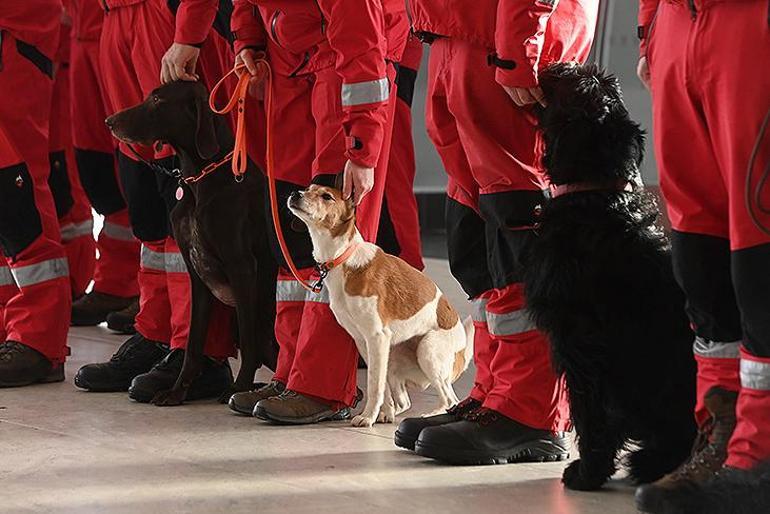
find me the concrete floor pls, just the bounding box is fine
[1,259,639,514]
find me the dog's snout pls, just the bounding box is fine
[104,116,115,129]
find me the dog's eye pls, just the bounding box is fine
[321,193,334,201]
[152,95,161,105]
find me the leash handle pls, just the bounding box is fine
[210,59,321,293]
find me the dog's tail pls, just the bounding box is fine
[451,316,475,383]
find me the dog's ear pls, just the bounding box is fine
[194,94,220,160]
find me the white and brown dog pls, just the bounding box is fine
[288,185,474,427]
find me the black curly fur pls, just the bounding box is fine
[650,462,770,514]
[523,63,698,491]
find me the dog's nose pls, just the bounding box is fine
[104,116,114,129]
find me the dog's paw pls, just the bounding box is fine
[561,460,607,491]
[151,389,186,407]
[351,414,376,427]
[376,411,395,424]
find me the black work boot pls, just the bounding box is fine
[635,387,738,513]
[228,380,285,415]
[128,349,233,403]
[105,298,139,335]
[0,341,64,388]
[71,292,139,326]
[415,407,571,464]
[395,397,482,451]
[74,333,169,392]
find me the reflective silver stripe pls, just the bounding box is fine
[741,358,770,390]
[276,280,307,302]
[341,78,389,107]
[11,257,69,288]
[487,309,537,337]
[165,253,188,274]
[305,286,330,305]
[102,221,136,242]
[471,298,488,323]
[140,246,166,271]
[60,219,94,242]
[693,337,741,359]
[0,266,15,287]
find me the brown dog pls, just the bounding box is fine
[106,81,278,405]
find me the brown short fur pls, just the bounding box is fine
[344,249,437,325]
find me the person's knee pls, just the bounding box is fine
[0,162,43,258]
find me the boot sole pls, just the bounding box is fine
[253,405,351,425]
[0,366,65,388]
[414,439,570,465]
[394,430,418,451]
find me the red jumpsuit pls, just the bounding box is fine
[51,12,97,298]
[99,0,236,359]
[639,0,770,470]
[232,0,402,409]
[0,1,71,363]
[410,0,598,431]
[69,0,140,299]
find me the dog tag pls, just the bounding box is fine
[175,187,184,201]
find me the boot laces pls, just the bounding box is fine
[673,420,725,479]
[465,407,500,426]
[0,342,27,362]
[447,397,481,417]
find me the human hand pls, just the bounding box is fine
[502,85,547,107]
[342,160,374,205]
[160,43,200,83]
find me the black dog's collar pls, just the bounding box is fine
[549,179,633,199]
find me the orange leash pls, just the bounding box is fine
[209,60,323,293]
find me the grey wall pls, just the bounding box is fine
[410,0,658,193]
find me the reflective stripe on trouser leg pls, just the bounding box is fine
[274,268,310,384]
[469,293,497,402]
[482,283,570,431]
[0,262,17,342]
[286,267,360,409]
[134,241,172,343]
[59,216,96,297]
[693,336,741,426]
[165,237,236,358]
[93,210,140,297]
[726,348,770,469]
[4,238,72,363]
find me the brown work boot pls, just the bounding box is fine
[635,387,739,513]
[254,390,352,424]
[228,380,286,415]
[0,341,64,388]
[71,291,138,327]
[105,298,140,335]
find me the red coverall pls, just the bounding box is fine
[410,0,598,431]
[99,0,236,358]
[232,0,401,409]
[51,14,97,298]
[0,1,71,363]
[639,0,770,470]
[69,0,140,299]
[378,34,424,271]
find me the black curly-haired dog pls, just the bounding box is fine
[522,63,697,491]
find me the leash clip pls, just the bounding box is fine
[234,173,244,183]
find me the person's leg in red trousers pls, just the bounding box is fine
[401,37,570,464]
[635,2,770,511]
[69,3,140,327]
[0,14,71,387]
[50,22,96,299]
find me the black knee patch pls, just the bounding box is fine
[264,179,315,269]
[0,162,43,258]
[671,231,743,342]
[376,195,401,257]
[395,65,418,107]
[117,152,169,242]
[446,197,493,298]
[732,243,770,357]
[75,149,126,215]
[478,190,546,289]
[48,150,74,219]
